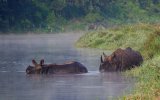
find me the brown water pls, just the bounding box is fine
[0,33,134,100]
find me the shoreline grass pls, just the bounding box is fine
[76,23,160,99]
[122,55,160,100]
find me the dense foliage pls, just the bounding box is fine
[0,0,160,33]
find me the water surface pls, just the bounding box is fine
[0,33,134,100]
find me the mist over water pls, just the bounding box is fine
[0,33,134,100]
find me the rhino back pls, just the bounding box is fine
[111,48,143,71]
[44,62,87,74]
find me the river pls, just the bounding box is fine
[0,33,134,100]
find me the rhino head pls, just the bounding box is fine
[26,59,44,74]
[99,53,116,72]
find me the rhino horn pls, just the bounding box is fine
[101,55,104,63]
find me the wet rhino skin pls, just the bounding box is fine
[41,61,88,74]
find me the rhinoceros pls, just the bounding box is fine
[99,47,143,72]
[26,59,88,74]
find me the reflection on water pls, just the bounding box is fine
[0,33,134,100]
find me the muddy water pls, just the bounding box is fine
[0,33,134,100]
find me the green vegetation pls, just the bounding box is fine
[76,24,160,99]
[76,24,160,58]
[122,55,160,100]
[0,0,160,33]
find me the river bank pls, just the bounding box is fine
[76,23,160,99]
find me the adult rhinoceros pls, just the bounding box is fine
[26,59,88,74]
[99,47,143,72]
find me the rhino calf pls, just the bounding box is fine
[26,59,88,74]
[99,47,143,72]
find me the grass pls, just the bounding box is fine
[76,23,160,99]
[123,56,160,100]
[76,23,160,58]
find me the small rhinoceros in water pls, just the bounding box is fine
[99,47,143,72]
[26,59,88,74]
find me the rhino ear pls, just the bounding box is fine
[40,59,44,65]
[101,55,104,63]
[32,59,38,66]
